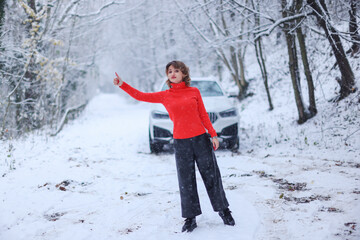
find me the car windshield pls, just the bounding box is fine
[161,80,224,97]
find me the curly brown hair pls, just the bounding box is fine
[165,60,191,88]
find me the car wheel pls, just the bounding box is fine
[149,130,163,153]
[228,137,239,152]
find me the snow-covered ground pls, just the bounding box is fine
[1,90,359,240]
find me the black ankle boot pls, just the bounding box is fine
[182,217,197,232]
[218,208,235,226]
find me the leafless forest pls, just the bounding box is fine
[1,0,359,139]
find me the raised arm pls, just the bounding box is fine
[114,72,165,103]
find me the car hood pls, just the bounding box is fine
[151,96,235,113]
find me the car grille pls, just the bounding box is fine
[208,112,218,123]
[153,126,172,138]
[220,123,238,136]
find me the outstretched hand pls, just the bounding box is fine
[113,72,123,86]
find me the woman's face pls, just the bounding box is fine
[167,65,184,84]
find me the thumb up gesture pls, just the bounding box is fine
[113,72,123,86]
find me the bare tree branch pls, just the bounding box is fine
[230,0,275,22]
[254,12,307,40]
[70,1,124,19]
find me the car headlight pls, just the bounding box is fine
[219,108,237,117]
[151,110,169,119]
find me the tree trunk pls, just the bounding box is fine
[282,0,307,124]
[285,33,307,123]
[56,3,78,129]
[22,0,39,131]
[229,45,241,93]
[27,0,37,13]
[255,38,273,110]
[296,26,317,116]
[307,0,356,101]
[0,0,5,35]
[295,0,316,116]
[0,0,5,74]
[237,15,248,98]
[217,48,245,97]
[348,0,360,56]
[220,0,248,99]
[238,49,248,97]
[252,0,273,110]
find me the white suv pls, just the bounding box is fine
[149,77,239,153]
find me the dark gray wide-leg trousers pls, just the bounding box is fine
[174,133,229,218]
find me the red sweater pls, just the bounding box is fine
[120,81,217,139]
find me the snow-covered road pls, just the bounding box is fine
[1,94,359,240]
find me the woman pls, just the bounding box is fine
[113,60,235,232]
